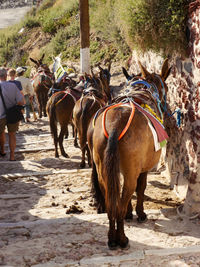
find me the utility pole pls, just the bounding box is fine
[79,0,90,74]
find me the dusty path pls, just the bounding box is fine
[0,67,200,266]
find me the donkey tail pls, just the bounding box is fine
[48,101,57,138]
[104,129,120,219]
[80,98,95,144]
[81,99,92,136]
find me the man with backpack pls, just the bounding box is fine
[0,67,24,161]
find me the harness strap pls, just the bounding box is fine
[55,92,69,106]
[103,101,135,141]
[131,80,151,88]
[55,91,76,106]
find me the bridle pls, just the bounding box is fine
[127,74,167,121]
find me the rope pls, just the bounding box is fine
[102,100,135,141]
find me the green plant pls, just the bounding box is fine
[23,16,41,29]
[0,0,192,69]
[114,0,190,55]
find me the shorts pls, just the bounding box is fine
[0,118,19,134]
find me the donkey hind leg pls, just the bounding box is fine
[50,120,59,158]
[136,172,148,223]
[37,93,42,118]
[95,161,117,248]
[64,126,69,139]
[58,126,69,158]
[79,135,87,168]
[43,92,48,117]
[86,144,92,167]
[116,195,131,249]
[80,145,86,168]
[54,131,59,158]
[73,127,79,148]
[91,161,106,214]
[125,200,133,221]
[116,173,138,248]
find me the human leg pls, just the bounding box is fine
[8,132,16,160]
[0,118,6,155]
[7,122,19,161]
[24,94,31,120]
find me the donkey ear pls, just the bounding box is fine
[122,67,132,80]
[98,64,103,72]
[91,67,95,77]
[40,53,45,62]
[107,60,111,72]
[138,61,150,78]
[84,72,89,79]
[29,58,39,66]
[160,58,171,81]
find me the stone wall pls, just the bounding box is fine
[129,1,200,217]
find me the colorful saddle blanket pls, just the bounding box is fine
[133,101,168,151]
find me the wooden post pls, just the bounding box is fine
[79,0,90,74]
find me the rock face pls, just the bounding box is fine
[129,3,200,217]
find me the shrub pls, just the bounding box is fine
[23,16,41,29]
[0,0,192,68]
[114,0,190,55]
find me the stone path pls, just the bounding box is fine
[0,117,200,267]
[0,64,200,266]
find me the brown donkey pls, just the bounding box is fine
[46,83,84,158]
[73,66,111,168]
[30,55,53,118]
[88,59,171,249]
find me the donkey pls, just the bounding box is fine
[46,79,86,158]
[30,54,53,118]
[88,59,171,249]
[73,65,112,168]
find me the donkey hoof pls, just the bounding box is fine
[97,205,106,214]
[80,162,85,168]
[55,154,59,158]
[44,114,47,117]
[137,214,147,223]
[119,237,129,249]
[63,153,69,158]
[108,241,118,250]
[125,213,133,221]
[74,143,79,148]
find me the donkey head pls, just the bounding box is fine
[138,59,171,101]
[29,53,45,68]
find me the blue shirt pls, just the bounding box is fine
[8,80,23,91]
[0,81,24,119]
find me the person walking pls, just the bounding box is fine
[0,67,24,161]
[7,68,23,91]
[16,67,34,123]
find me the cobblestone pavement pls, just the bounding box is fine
[0,116,200,267]
[0,65,200,266]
